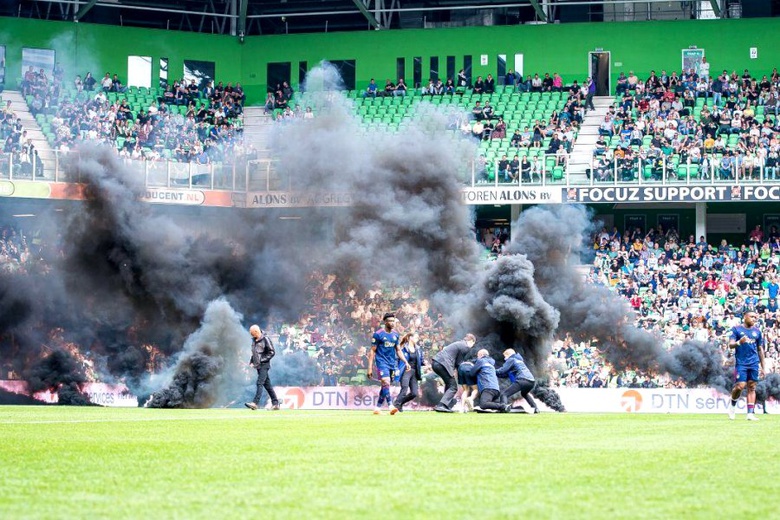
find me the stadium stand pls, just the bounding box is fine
[591,67,780,182]
[24,71,246,166]
[279,78,581,184]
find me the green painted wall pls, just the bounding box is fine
[1,17,780,104]
[0,19,242,94]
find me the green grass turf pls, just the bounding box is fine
[0,407,776,519]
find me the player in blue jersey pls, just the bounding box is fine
[367,313,409,415]
[727,312,766,421]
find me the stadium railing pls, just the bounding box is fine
[1,150,778,191]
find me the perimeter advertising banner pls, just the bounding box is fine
[4,180,780,207]
[567,185,780,204]
[269,386,779,414]
[0,380,138,407]
[461,186,563,204]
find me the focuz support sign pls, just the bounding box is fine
[567,185,780,203]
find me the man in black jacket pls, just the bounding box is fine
[245,325,280,411]
[431,333,476,412]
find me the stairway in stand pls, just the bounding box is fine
[2,90,58,179]
[241,106,278,191]
[567,96,614,184]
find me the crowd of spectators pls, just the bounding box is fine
[20,66,247,165]
[592,64,780,182]
[265,81,318,122]
[264,272,451,386]
[1,99,43,177]
[553,223,780,388]
[0,225,42,274]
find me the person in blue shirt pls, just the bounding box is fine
[766,275,779,300]
[391,332,424,414]
[368,313,409,415]
[456,360,479,413]
[496,348,539,414]
[727,311,766,421]
[469,349,511,413]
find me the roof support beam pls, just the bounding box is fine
[238,0,248,40]
[73,0,98,21]
[528,0,547,22]
[350,0,381,29]
[709,0,721,18]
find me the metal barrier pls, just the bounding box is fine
[467,152,780,188]
[3,150,780,192]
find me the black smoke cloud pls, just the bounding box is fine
[465,256,560,373]
[505,205,737,391]
[756,373,780,403]
[0,62,494,407]
[24,349,91,405]
[147,299,249,408]
[272,63,481,308]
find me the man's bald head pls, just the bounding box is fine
[249,325,263,339]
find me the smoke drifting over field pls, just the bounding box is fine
[1,62,773,410]
[0,62,491,407]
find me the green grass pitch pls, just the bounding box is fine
[0,406,776,519]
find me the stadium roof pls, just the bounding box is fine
[0,1,771,36]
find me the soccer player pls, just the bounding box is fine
[727,311,766,421]
[496,348,539,414]
[368,313,409,415]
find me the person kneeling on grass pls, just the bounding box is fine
[457,360,479,413]
[496,348,539,414]
[469,349,511,413]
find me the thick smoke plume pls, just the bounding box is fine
[1,61,496,406]
[273,63,482,309]
[24,349,91,405]
[465,257,560,373]
[532,380,566,412]
[147,299,249,408]
[0,141,324,403]
[756,373,780,403]
[505,205,736,391]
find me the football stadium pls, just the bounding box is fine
[1,1,780,517]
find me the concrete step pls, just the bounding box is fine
[3,90,57,179]
[575,135,600,146]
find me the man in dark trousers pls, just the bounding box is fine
[497,348,539,414]
[245,325,280,411]
[469,349,510,413]
[431,333,476,412]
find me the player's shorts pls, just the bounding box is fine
[375,362,395,381]
[457,362,477,387]
[735,364,759,383]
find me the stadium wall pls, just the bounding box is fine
[2,18,780,103]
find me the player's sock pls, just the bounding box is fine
[747,404,755,414]
[379,386,390,406]
[377,393,384,407]
[731,399,738,407]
